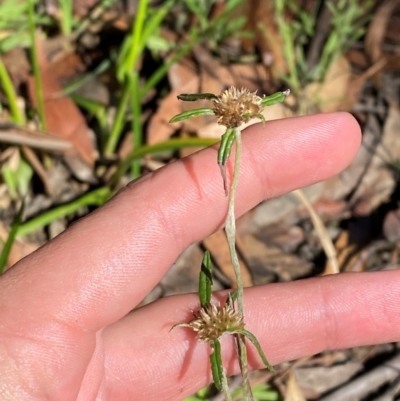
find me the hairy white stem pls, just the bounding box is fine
[221,370,233,401]
[225,128,243,315]
[224,128,253,401]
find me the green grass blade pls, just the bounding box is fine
[140,34,199,96]
[140,0,174,51]
[105,79,131,155]
[199,250,213,307]
[110,137,218,187]
[17,187,111,237]
[0,58,25,124]
[58,0,73,35]
[130,71,142,178]
[121,0,149,77]
[0,200,24,273]
[71,94,108,132]
[28,0,46,130]
[58,57,112,97]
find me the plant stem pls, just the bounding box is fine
[104,80,130,156]
[224,128,253,401]
[221,370,233,401]
[130,70,142,178]
[225,128,243,314]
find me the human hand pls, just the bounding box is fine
[1,112,398,401]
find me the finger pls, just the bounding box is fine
[101,270,400,401]
[2,113,361,333]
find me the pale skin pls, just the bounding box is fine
[1,112,399,401]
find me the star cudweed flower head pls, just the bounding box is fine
[212,87,264,128]
[183,303,244,342]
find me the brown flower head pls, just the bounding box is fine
[188,303,244,342]
[212,87,264,128]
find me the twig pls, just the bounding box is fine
[319,351,400,401]
[293,189,339,274]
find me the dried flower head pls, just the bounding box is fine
[212,87,264,128]
[187,303,244,342]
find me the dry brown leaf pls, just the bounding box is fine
[325,230,365,273]
[284,371,306,401]
[309,198,347,219]
[27,35,97,182]
[305,56,351,112]
[243,0,288,75]
[203,229,253,288]
[339,57,387,111]
[383,208,400,243]
[147,61,199,144]
[1,48,30,88]
[351,102,400,215]
[237,232,312,284]
[365,0,398,83]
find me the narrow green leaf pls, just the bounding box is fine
[217,128,235,194]
[238,329,275,373]
[169,108,215,123]
[261,90,290,107]
[217,128,235,166]
[199,251,213,307]
[210,340,223,391]
[177,93,217,101]
[0,200,24,273]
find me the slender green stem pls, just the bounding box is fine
[104,80,130,155]
[0,58,25,124]
[16,187,110,237]
[0,200,24,273]
[237,333,253,401]
[225,128,243,314]
[220,369,233,401]
[126,0,148,72]
[225,128,252,400]
[28,0,46,131]
[59,0,73,36]
[130,71,142,178]
[224,128,253,400]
